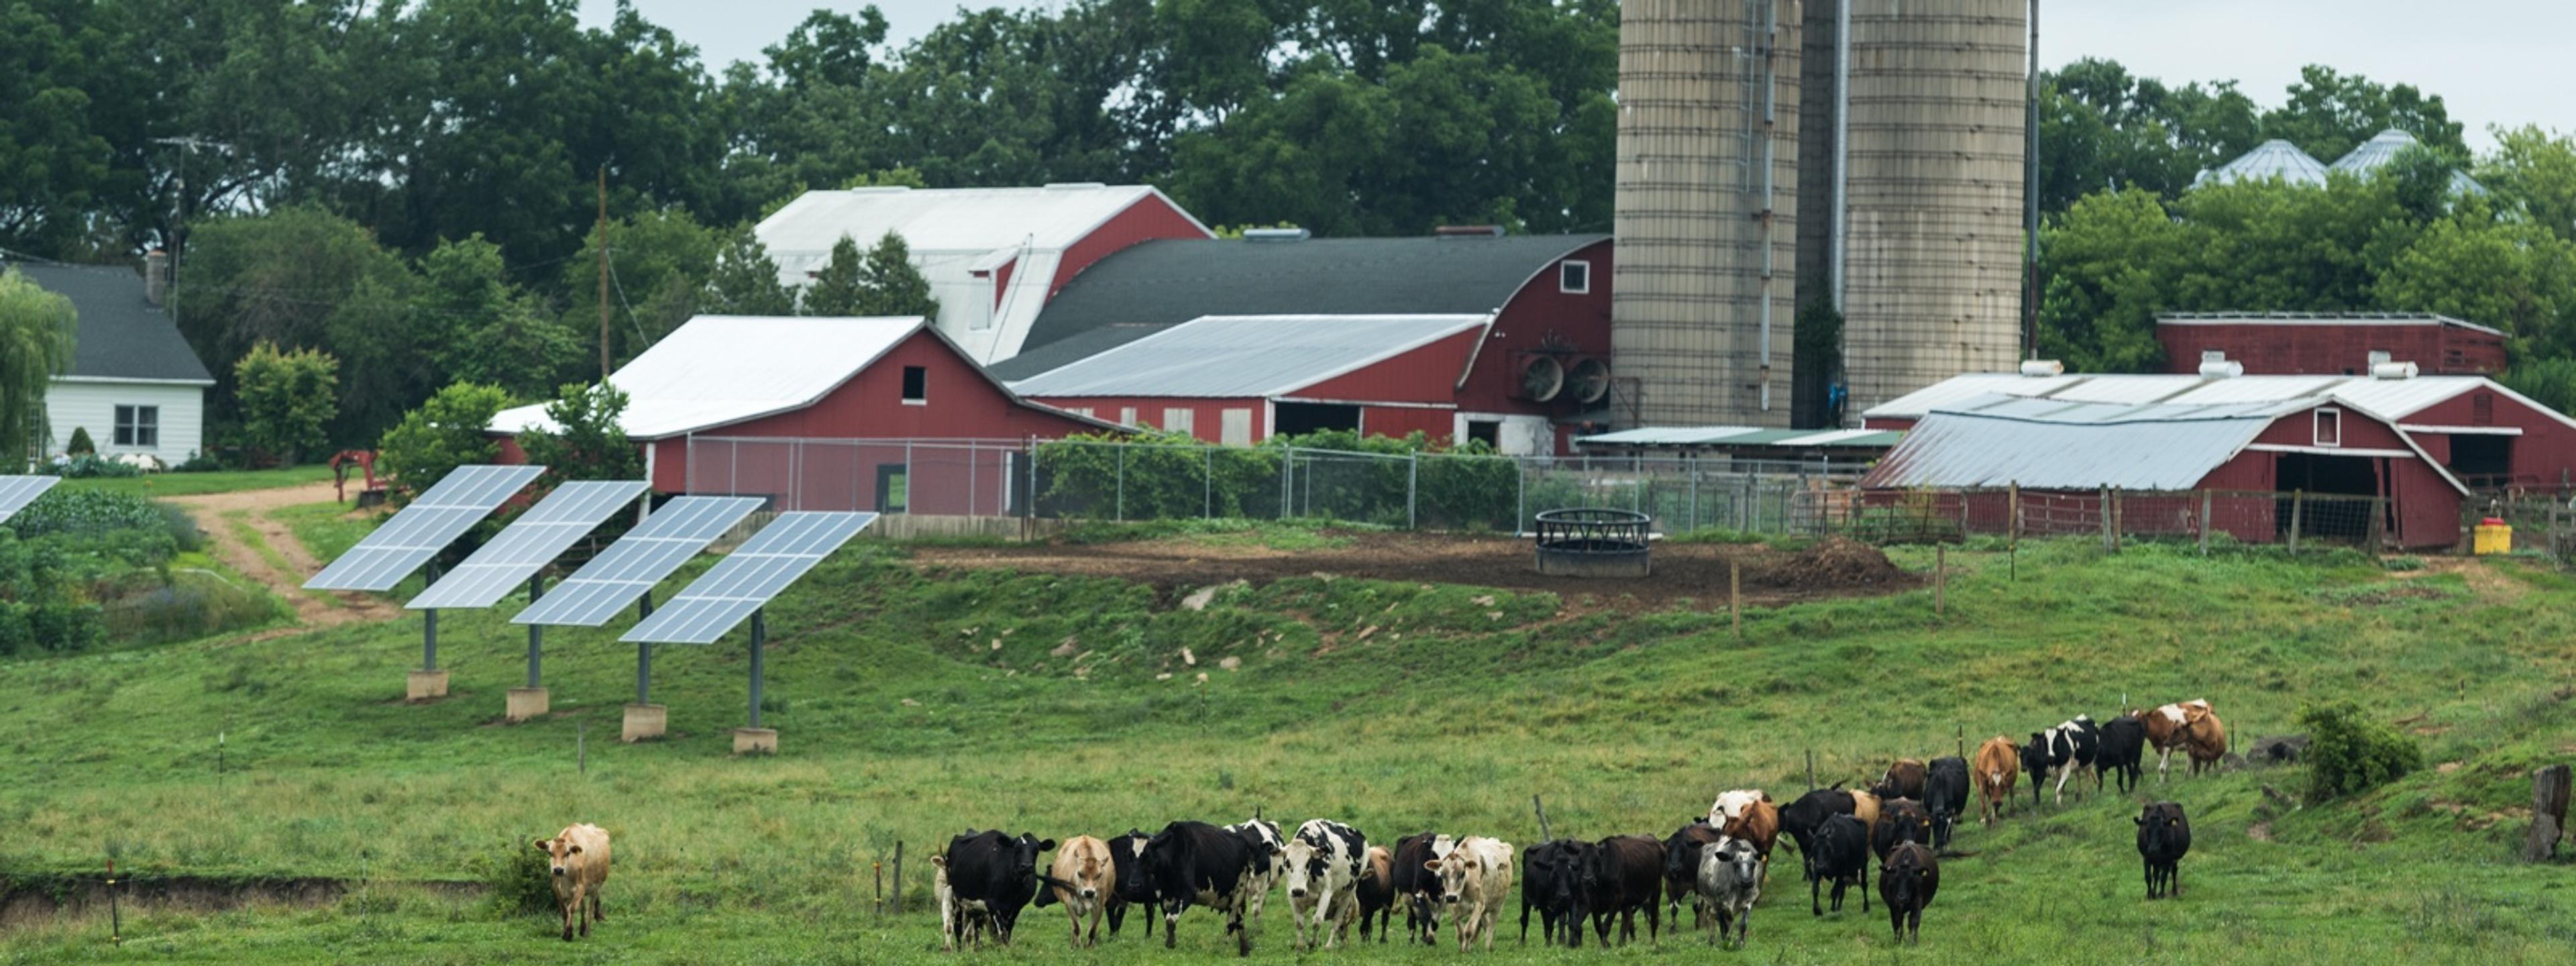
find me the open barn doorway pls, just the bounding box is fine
[2273,453,2378,543]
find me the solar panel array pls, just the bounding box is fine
[406,480,649,610]
[512,496,764,627]
[0,476,60,523]
[621,511,877,645]
[305,465,545,591]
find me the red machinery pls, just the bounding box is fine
[329,450,387,508]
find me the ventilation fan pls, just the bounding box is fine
[1519,356,1565,402]
[1567,357,1611,405]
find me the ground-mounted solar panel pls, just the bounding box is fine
[305,465,545,591]
[406,480,649,610]
[0,476,61,523]
[621,511,878,645]
[511,496,765,627]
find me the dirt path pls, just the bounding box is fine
[168,480,399,630]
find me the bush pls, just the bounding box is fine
[66,427,96,455]
[172,451,224,472]
[5,489,166,537]
[45,455,142,478]
[474,837,558,918]
[2300,700,2423,802]
[376,382,511,504]
[234,341,341,464]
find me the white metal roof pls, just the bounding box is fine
[1007,314,1491,398]
[753,184,1212,366]
[491,315,925,439]
[1862,400,2280,490]
[2157,312,2503,336]
[1866,372,2515,425]
[2328,129,2489,195]
[1574,426,1766,445]
[2193,140,2328,188]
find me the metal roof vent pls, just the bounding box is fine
[2372,360,2420,380]
[2198,352,2244,378]
[1242,227,1310,243]
[2019,359,2064,377]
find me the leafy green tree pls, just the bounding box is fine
[2373,210,2576,359]
[2479,125,2576,244]
[702,226,798,317]
[64,427,95,457]
[800,234,869,316]
[518,382,641,485]
[415,234,584,398]
[0,0,127,254]
[0,268,77,462]
[2037,58,2261,212]
[852,231,940,318]
[374,382,508,501]
[2034,189,2188,372]
[2260,65,2466,164]
[2502,358,2576,417]
[231,341,340,465]
[557,209,722,364]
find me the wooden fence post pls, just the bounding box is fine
[1534,795,1553,842]
[2200,490,2213,555]
[2368,496,2387,552]
[2528,765,2570,862]
[2100,485,2114,552]
[892,841,905,915]
[1730,561,1742,643]
[2290,489,2304,554]
[2007,482,2020,582]
[1935,545,1946,618]
[1807,750,1816,793]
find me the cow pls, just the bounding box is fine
[1354,846,1396,943]
[934,830,1055,950]
[1878,841,1939,944]
[532,824,610,942]
[1032,835,1113,948]
[2135,801,2192,899]
[2024,715,2102,806]
[1227,817,1287,924]
[1520,839,1587,947]
[1847,789,1883,834]
[2098,715,2148,794]
[1710,788,1767,825]
[1105,828,1159,939]
[2186,709,2229,776]
[1715,795,1781,865]
[1139,820,1269,956]
[1426,837,1515,952]
[1924,757,1970,851]
[1695,837,1763,949]
[1775,788,1856,865]
[1872,798,1934,865]
[1581,835,1664,947]
[1660,822,1723,930]
[1281,820,1366,951]
[1389,832,1456,945]
[1973,737,2019,825]
[1874,759,1928,802]
[2139,699,2215,783]
[1805,814,1870,916]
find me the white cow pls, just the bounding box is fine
[1709,788,1767,826]
[1281,820,1366,950]
[1425,837,1515,951]
[1695,837,1763,949]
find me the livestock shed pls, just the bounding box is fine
[753,184,1211,365]
[1860,370,2576,549]
[991,231,1614,454]
[489,315,1116,515]
[2157,313,2506,377]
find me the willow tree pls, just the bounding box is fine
[0,268,76,462]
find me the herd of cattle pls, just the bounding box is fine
[923,700,2231,955]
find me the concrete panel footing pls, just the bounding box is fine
[505,687,549,722]
[406,669,449,702]
[623,703,667,743]
[733,728,777,755]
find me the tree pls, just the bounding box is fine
[518,382,641,484]
[2373,211,2576,360]
[2034,189,2188,372]
[2502,358,2576,417]
[2480,125,2576,244]
[2037,58,2261,212]
[374,382,508,500]
[702,225,798,316]
[2260,64,2466,164]
[231,341,339,464]
[64,427,95,456]
[0,268,76,463]
[0,0,127,255]
[557,209,723,364]
[800,234,868,316]
[415,234,583,398]
[852,231,941,318]
[177,205,421,445]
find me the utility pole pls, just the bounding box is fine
[598,165,612,380]
[150,136,233,327]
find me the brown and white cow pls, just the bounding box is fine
[1426,837,1515,952]
[1972,737,2019,826]
[533,824,611,942]
[2139,700,2216,783]
[1847,790,1884,836]
[1036,835,1114,947]
[1715,796,1780,865]
[2185,708,2229,776]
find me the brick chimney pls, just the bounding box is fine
[144,250,170,307]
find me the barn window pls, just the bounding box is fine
[1120,407,1138,426]
[1163,408,1195,435]
[2472,392,2494,425]
[1220,409,1253,445]
[114,405,159,448]
[1559,260,1591,294]
[901,366,926,405]
[2313,408,2342,447]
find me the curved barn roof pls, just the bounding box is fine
[991,233,1609,380]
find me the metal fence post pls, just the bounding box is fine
[2200,489,2213,555]
[1515,460,1526,534]
[2100,485,2114,552]
[1688,467,1700,532]
[1027,438,1039,519]
[1407,452,1419,529]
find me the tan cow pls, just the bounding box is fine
[1973,737,2019,826]
[1849,789,1884,834]
[1038,835,1114,948]
[1425,837,1515,951]
[2139,700,2216,783]
[533,824,611,941]
[2185,708,2229,776]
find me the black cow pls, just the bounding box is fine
[1660,821,1723,930]
[2023,715,2103,806]
[1805,814,1870,916]
[1878,841,1939,944]
[940,829,1057,949]
[1581,835,1663,947]
[1138,820,1268,956]
[1872,798,1934,865]
[1105,828,1158,939]
[1776,788,1857,861]
[1924,757,1970,851]
[1355,846,1395,943]
[2098,715,2149,794]
[1388,832,1452,946]
[1519,839,1585,947]
[2135,802,2192,899]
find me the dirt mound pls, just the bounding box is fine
[1761,539,1909,589]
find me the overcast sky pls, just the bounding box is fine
[580,0,2575,152]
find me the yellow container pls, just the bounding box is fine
[2473,518,2512,555]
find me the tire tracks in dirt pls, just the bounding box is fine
[165,480,398,633]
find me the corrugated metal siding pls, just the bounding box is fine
[1862,412,2271,490]
[1295,329,1483,405]
[2157,321,2507,377]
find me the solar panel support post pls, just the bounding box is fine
[407,609,448,702]
[525,576,544,688]
[423,609,437,670]
[637,642,652,704]
[735,609,777,755]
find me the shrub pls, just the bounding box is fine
[233,341,341,465]
[475,837,558,918]
[2300,700,2423,802]
[66,427,96,455]
[5,489,166,537]
[376,382,511,503]
[28,602,103,653]
[172,451,224,473]
[46,455,142,479]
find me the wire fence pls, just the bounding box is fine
[2475,496,2576,566]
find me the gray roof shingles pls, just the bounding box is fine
[10,262,214,384]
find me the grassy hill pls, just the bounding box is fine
[1,531,2572,963]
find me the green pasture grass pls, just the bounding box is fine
[54,466,335,498]
[1,537,2573,962]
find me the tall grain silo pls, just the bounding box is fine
[1612,0,1803,428]
[1837,0,2027,415]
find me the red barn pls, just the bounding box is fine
[989,232,1615,453]
[2155,313,2507,376]
[490,315,1116,513]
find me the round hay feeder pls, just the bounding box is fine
[1532,508,1652,578]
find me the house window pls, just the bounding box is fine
[902,366,926,405]
[1559,260,1591,294]
[1163,408,1195,435]
[114,405,159,448]
[2314,408,2341,447]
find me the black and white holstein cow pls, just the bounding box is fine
[2022,715,2103,806]
[1227,817,1287,924]
[1140,820,1275,957]
[1105,828,1159,939]
[1281,820,1366,951]
[934,830,1057,950]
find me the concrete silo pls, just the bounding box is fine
[1611,0,1803,428]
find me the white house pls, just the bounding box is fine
[14,260,212,466]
